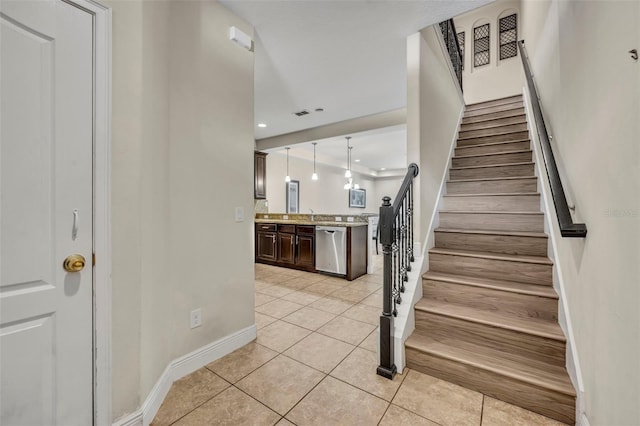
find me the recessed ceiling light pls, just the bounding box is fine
[258,123,267,128]
[380,168,386,170]
[355,159,361,162]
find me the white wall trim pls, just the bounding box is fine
[420,105,465,264]
[522,87,587,426]
[112,325,257,426]
[432,25,465,104]
[392,104,464,373]
[64,1,113,425]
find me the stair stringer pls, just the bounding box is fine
[390,105,465,373]
[523,87,588,426]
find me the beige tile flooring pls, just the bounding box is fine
[152,256,566,426]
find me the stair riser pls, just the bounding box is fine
[429,253,553,286]
[434,231,547,256]
[460,115,527,131]
[439,212,544,233]
[459,123,528,139]
[458,131,530,146]
[462,107,526,124]
[464,102,524,117]
[422,280,558,322]
[447,178,537,195]
[405,348,575,424]
[455,140,530,157]
[466,96,523,111]
[452,151,532,168]
[441,194,540,212]
[450,163,535,180]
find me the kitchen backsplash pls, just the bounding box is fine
[254,199,269,214]
[255,213,373,223]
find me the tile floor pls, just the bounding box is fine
[151,256,566,426]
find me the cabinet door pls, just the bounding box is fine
[296,235,315,268]
[277,233,295,264]
[254,151,267,199]
[256,231,276,261]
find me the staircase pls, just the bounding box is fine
[405,95,576,424]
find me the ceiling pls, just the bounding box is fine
[220,0,492,140]
[264,125,407,175]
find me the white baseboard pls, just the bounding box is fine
[522,87,586,425]
[112,324,257,426]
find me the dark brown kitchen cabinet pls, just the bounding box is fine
[255,224,277,262]
[254,151,267,199]
[255,223,315,272]
[295,226,315,269]
[277,232,295,265]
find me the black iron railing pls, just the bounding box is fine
[518,41,587,237]
[377,163,419,379]
[439,19,463,91]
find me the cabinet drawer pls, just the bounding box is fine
[278,224,296,234]
[257,223,276,232]
[297,225,315,235]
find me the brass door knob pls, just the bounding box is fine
[63,254,86,272]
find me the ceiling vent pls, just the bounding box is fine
[293,110,310,117]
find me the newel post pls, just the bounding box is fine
[377,196,397,379]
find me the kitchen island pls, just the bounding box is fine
[255,214,368,281]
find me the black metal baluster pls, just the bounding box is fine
[377,164,419,381]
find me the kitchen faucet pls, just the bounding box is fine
[309,208,315,221]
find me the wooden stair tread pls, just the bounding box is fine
[435,228,547,238]
[466,95,523,107]
[429,247,553,265]
[448,176,536,183]
[462,109,526,123]
[414,299,565,341]
[405,333,575,396]
[439,210,543,215]
[443,192,539,198]
[453,149,531,160]
[461,114,526,126]
[450,161,534,171]
[456,138,530,150]
[459,121,527,132]
[422,271,558,299]
[458,130,529,142]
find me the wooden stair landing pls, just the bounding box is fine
[406,94,576,424]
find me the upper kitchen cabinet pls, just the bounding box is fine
[254,151,268,199]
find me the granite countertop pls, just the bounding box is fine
[255,218,367,227]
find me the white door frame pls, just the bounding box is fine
[65,0,112,424]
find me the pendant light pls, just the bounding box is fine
[343,139,360,190]
[284,147,291,182]
[344,137,352,178]
[311,142,318,181]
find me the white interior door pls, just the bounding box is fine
[0,1,94,424]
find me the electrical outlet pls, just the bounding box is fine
[190,308,202,329]
[335,216,342,222]
[283,215,289,220]
[347,217,354,222]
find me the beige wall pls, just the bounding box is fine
[108,0,254,420]
[454,0,523,104]
[407,27,465,246]
[521,1,640,424]
[264,152,381,214]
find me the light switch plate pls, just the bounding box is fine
[235,207,244,222]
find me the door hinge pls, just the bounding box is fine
[92,253,96,266]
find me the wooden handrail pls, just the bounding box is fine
[518,41,587,237]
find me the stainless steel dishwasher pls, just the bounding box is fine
[315,226,346,275]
